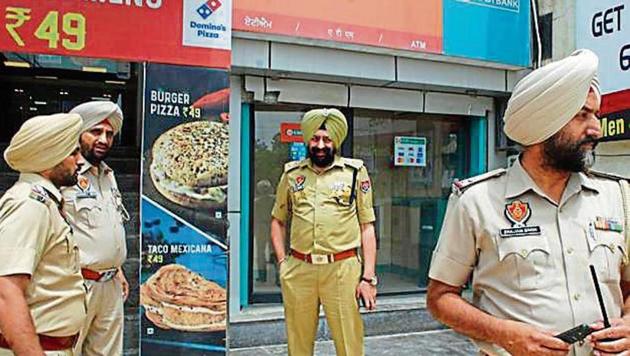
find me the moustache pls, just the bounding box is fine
[577,136,600,148]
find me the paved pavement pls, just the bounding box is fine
[229,329,478,355]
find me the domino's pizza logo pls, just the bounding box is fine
[197,0,222,19]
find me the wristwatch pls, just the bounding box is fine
[361,275,378,286]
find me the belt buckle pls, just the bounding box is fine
[98,270,117,282]
[310,254,329,265]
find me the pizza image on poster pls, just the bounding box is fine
[150,120,229,209]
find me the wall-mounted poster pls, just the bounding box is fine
[140,63,229,355]
[394,136,427,167]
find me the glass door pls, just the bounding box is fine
[353,110,468,294]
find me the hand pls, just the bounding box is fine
[355,280,377,311]
[499,320,570,356]
[116,269,129,302]
[589,318,630,355]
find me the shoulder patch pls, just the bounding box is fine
[452,168,507,196]
[588,169,629,182]
[29,185,49,204]
[342,157,364,170]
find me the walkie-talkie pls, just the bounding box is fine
[554,265,612,344]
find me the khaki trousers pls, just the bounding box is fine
[74,279,123,356]
[280,255,364,356]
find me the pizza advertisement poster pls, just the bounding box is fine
[140,63,229,354]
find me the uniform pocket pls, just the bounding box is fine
[586,228,626,283]
[75,198,104,228]
[496,234,554,290]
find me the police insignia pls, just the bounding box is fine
[28,185,48,203]
[500,200,541,238]
[78,175,90,191]
[360,180,371,193]
[293,175,306,192]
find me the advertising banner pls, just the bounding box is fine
[1,0,231,68]
[576,0,629,97]
[233,0,443,53]
[140,63,229,354]
[442,0,531,67]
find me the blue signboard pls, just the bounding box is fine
[443,0,531,67]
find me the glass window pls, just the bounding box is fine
[353,110,468,293]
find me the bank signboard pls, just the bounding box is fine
[233,0,530,67]
[1,0,231,68]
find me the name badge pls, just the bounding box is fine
[76,191,97,199]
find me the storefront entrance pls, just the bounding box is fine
[250,105,470,302]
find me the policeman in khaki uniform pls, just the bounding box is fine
[0,113,87,356]
[271,109,378,356]
[61,101,129,356]
[427,50,630,356]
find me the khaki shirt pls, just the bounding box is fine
[429,159,630,356]
[61,160,127,271]
[0,173,86,336]
[272,156,376,255]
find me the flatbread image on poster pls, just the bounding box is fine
[141,264,226,332]
[150,121,229,209]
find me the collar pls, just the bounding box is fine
[78,155,112,176]
[18,173,63,205]
[505,157,600,199]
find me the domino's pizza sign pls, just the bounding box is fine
[197,0,222,20]
[183,0,232,50]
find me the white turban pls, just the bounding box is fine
[4,113,82,173]
[503,49,601,146]
[70,101,123,134]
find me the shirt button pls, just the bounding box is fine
[574,293,581,301]
[520,249,528,257]
[567,248,574,255]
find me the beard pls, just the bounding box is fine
[308,146,335,168]
[49,164,79,187]
[542,131,599,173]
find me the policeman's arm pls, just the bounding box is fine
[270,218,287,263]
[427,279,569,355]
[360,223,376,280]
[270,173,290,264]
[0,274,44,355]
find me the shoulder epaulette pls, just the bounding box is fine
[342,157,364,170]
[28,185,49,204]
[284,160,303,173]
[588,169,629,182]
[452,168,507,196]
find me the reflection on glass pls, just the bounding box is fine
[252,108,304,300]
[353,110,467,294]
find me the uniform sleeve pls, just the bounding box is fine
[271,173,291,223]
[428,193,477,287]
[0,198,50,276]
[356,166,376,224]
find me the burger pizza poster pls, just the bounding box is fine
[140,63,229,354]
